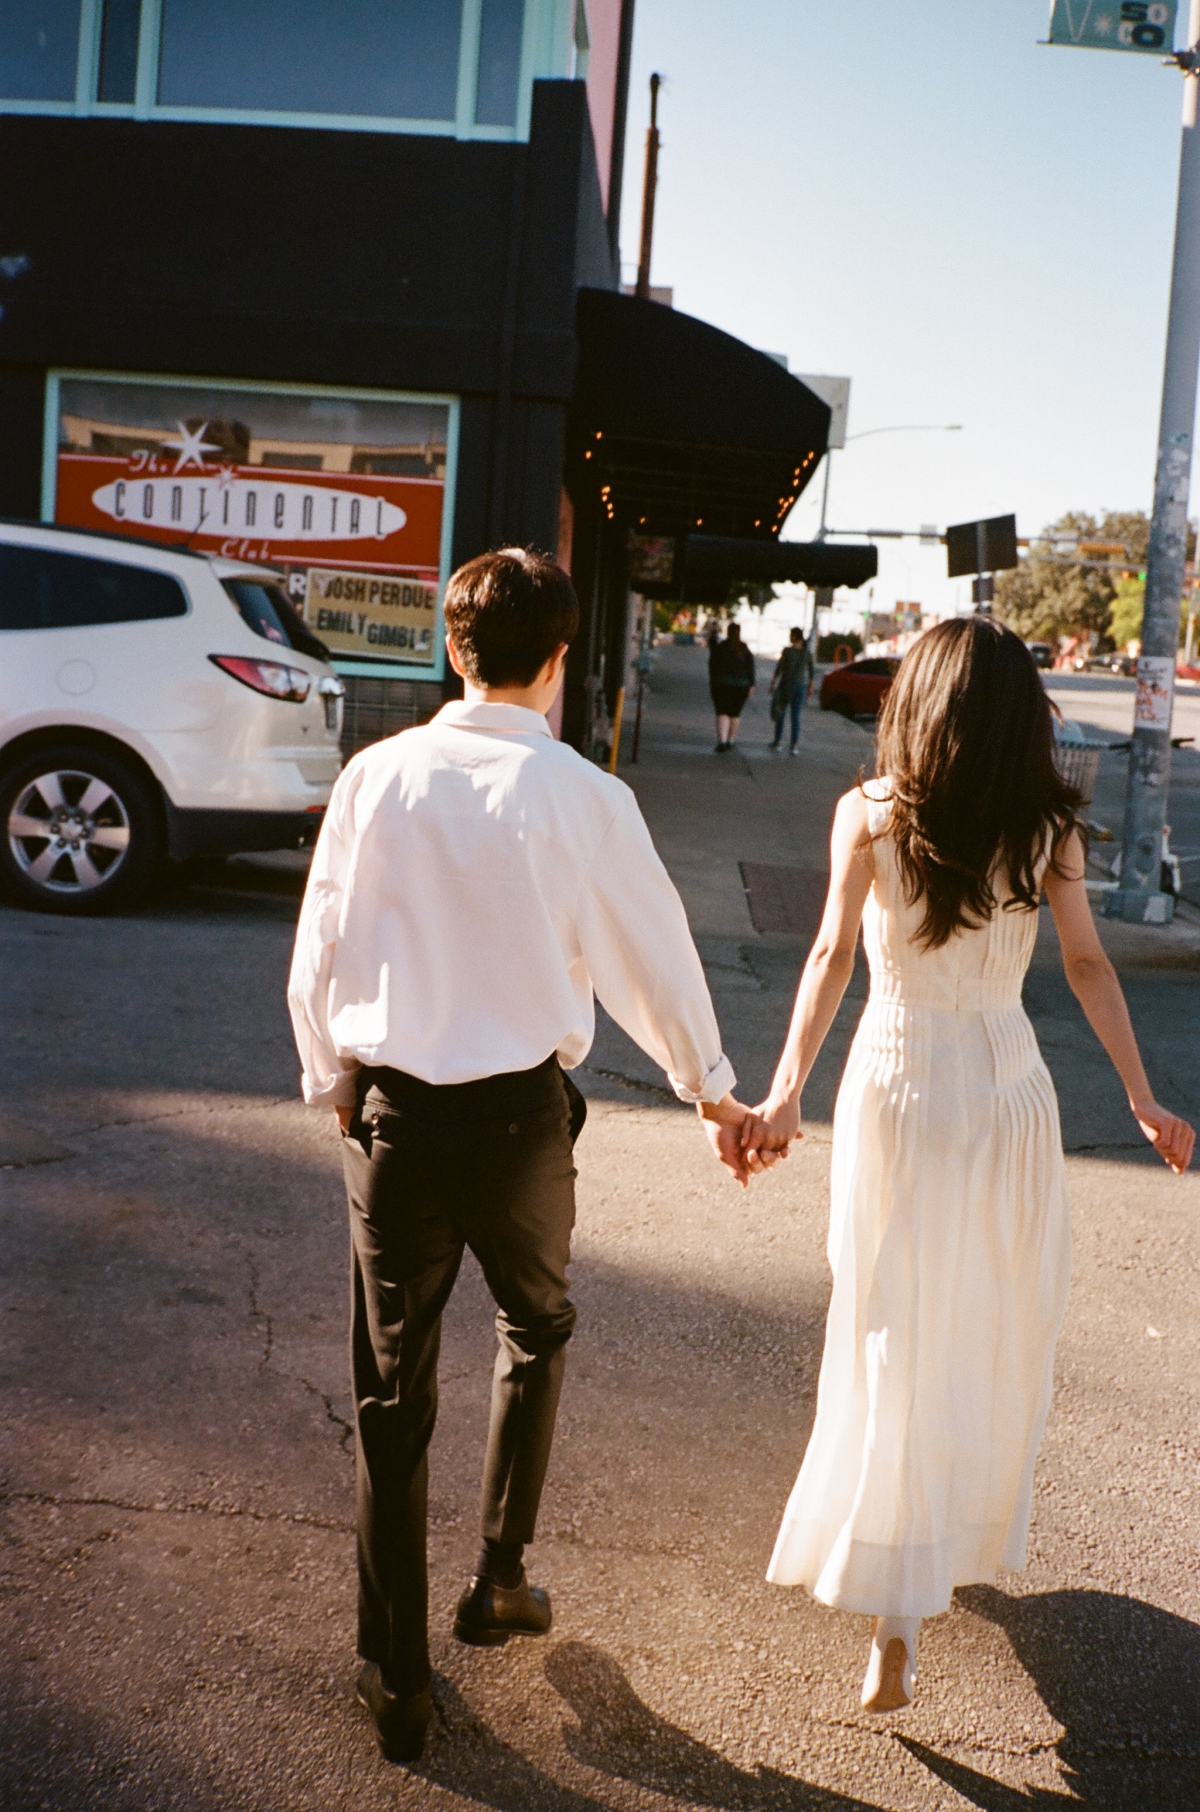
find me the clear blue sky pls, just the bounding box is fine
[617,0,1189,613]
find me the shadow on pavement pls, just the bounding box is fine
[901,1583,1200,1809]
[544,1640,885,1810]
[416,1673,611,1811]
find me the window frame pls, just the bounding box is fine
[42,367,461,684]
[0,0,564,142]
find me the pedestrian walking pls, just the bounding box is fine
[769,627,814,754]
[708,620,755,752]
[748,618,1193,1712]
[288,548,763,1766]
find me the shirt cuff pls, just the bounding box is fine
[301,1064,361,1109]
[668,1053,736,1107]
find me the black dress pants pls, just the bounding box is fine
[341,1056,585,1695]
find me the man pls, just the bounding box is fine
[769,626,815,755]
[288,548,759,1766]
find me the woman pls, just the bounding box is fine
[753,618,1193,1712]
[708,621,756,752]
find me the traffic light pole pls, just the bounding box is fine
[1108,0,1200,923]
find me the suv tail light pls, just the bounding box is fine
[209,655,311,701]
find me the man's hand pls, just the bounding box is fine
[697,1094,786,1188]
[335,1104,354,1134]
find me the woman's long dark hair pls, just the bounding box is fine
[872,617,1083,949]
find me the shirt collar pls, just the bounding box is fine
[436,700,552,739]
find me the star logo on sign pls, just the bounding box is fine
[1094,11,1115,33]
[160,420,223,472]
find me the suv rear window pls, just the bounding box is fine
[222,579,329,661]
[0,543,188,629]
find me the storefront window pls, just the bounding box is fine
[157,0,463,121]
[475,0,524,128]
[0,0,544,132]
[48,374,458,679]
[97,0,142,104]
[0,0,82,101]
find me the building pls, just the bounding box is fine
[0,2,853,756]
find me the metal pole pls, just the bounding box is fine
[1108,1,1200,925]
[634,75,662,301]
[817,451,833,539]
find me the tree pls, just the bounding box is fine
[1107,576,1197,651]
[994,511,1130,645]
[995,508,1200,647]
[1108,574,1144,650]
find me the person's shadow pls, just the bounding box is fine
[900,1583,1200,1809]
[544,1640,885,1810]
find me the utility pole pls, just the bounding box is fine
[1108,0,1200,924]
[627,74,663,762]
[634,74,662,300]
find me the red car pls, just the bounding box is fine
[820,656,899,718]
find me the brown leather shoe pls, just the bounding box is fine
[355,1661,431,1763]
[453,1573,552,1647]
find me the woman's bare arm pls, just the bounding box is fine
[749,789,875,1155]
[1044,829,1194,1173]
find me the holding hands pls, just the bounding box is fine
[697,1092,798,1187]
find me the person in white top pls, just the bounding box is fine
[288,547,764,1764]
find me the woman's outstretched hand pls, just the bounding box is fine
[1131,1099,1195,1174]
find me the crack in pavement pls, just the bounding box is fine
[244,1253,274,1369]
[582,1067,681,1104]
[0,1486,352,1534]
[296,1378,355,1458]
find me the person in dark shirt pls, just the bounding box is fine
[770,627,815,755]
[708,622,756,752]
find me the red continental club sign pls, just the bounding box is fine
[53,382,453,668]
[55,452,444,571]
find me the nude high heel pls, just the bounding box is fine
[861,1617,919,1712]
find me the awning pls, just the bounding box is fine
[569,289,831,540]
[682,533,877,602]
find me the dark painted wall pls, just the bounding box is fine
[0,80,616,568]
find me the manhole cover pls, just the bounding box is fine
[739,862,829,936]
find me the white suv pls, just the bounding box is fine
[0,521,344,913]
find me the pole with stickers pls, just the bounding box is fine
[1048,0,1193,921]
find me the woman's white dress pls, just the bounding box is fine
[767,786,1071,1619]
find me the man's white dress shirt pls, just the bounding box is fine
[288,700,735,1109]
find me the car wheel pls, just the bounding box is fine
[0,745,164,915]
[831,693,855,719]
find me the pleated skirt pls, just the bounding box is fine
[767,998,1071,1618]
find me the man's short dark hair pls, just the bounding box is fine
[790,627,803,642]
[444,547,579,687]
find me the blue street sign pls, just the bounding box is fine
[1047,0,1177,52]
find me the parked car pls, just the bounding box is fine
[0,521,344,913]
[819,656,899,718]
[1025,641,1053,669]
[1085,651,1136,676]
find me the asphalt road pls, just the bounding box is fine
[2,650,1199,1811]
[1043,672,1200,906]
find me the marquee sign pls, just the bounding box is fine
[50,377,455,674]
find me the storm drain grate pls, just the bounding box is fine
[739,862,829,937]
